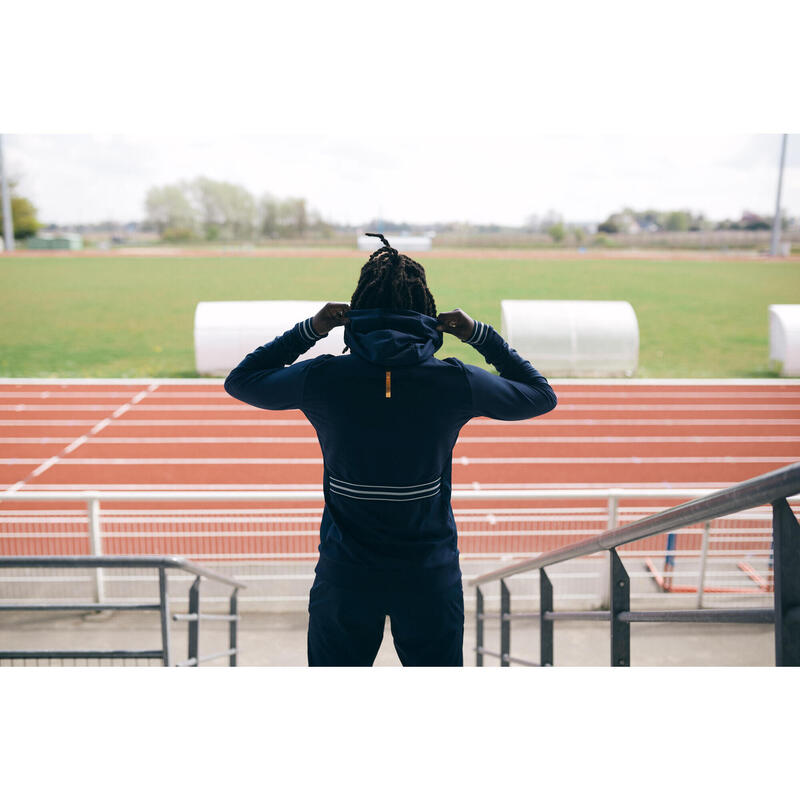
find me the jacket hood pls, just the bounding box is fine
[344,308,443,367]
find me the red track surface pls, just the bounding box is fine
[1,380,798,559]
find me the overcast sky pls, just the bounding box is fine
[4,133,797,227]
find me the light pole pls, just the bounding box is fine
[0,134,14,252]
[770,134,788,257]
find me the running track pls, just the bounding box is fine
[0,379,798,561]
[1,380,798,491]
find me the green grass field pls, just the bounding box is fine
[1,254,798,378]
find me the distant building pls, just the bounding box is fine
[26,232,83,250]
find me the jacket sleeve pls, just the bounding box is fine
[462,320,557,421]
[223,317,328,411]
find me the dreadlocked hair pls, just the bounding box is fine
[350,233,437,317]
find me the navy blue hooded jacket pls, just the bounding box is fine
[224,309,557,592]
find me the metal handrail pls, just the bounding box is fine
[0,555,245,666]
[471,462,800,587]
[470,462,800,667]
[0,556,246,590]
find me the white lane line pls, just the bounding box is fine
[0,418,312,427]
[3,417,800,431]
[1,405,123,411]
[0,378,221,385]
[470,418,800,427]
[7,388,797,400]
[4,377,800,386]
[38,458,325,465]
[19,481,787,491]
[3,416,799,429]
[0,383,159,401]
[0,457,56,468]
[0,391,790,401]
[0,421,99,426]
[454,456,800,464]
[0,438,75,443]
[462,436,800,443]
[30,456,61,476]
[41,435,799,445]
[90,419,111,435]
[8,481,776,493]
[552,404,800,411]
[2,420,800,446]
[9,483,325,490]
[7,402,800,412]
[63,435,88,454]
[26,455,798,465]
[75,436,321,444]
[111,417,310,428]
[539,391,800,399]
[110,419,310,427]
[0,392,145,399]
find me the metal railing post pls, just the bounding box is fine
[663,532,677,590]
[229,589,239,666]
[158,567,172,667]
[475,587,484,667]
[599,493,619,607]
[540,568,553,667]
[772,498,800,666]
[87,498,105,603]
[610,549,630,666]
[500,580,510,667]
[767,539,775,594]
[696,521,711,609]
[188,577,200,667]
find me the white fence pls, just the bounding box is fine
[1,488,792,612]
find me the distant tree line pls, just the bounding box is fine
[6,166,793,246]
[596,207,785,234]
[144,177,332,241]
[362,209,794,240]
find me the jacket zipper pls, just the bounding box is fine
[385,370,391,398]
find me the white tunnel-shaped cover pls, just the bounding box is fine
[194,301,346,377]
[357,235,432,251]
[500,300,639,377]
[769,305,800,377]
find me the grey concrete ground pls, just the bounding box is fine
[0,609,775,666]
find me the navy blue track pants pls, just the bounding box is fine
[307,576,464,667]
